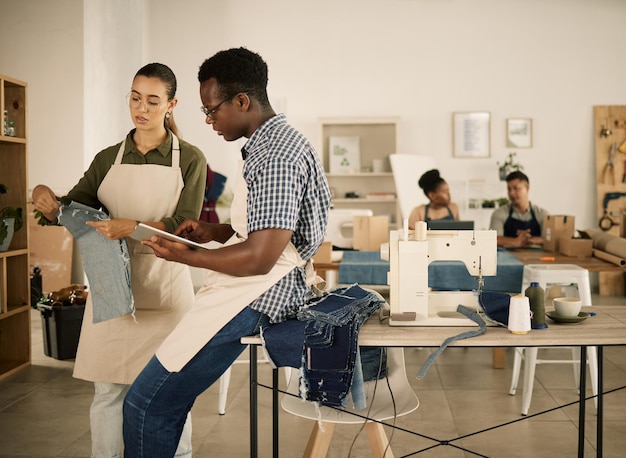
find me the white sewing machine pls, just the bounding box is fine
[384,221,498,326]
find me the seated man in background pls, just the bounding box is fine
[408,169,459,229]
[490,171,548,248]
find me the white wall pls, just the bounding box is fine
[0,0,84,191]
[3,0,626,231]
[83,0,144,169]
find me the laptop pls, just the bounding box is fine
[427,220,475,230]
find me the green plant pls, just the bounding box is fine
[497,152,524,180]
[496,197,509,207]
[0,183,25,246]
[497,152,524,172]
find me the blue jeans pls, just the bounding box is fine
[122,306,269,458]
[57,201,133,323]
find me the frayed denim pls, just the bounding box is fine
[262,284,385,410]
[57,201,133,323]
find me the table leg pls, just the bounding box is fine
[250,345,258,458]
[273,367,279,458]
[597,346,603,458]
[578,346,587,458]
[492,347,506,368]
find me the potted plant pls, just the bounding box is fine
[0,183,25,251]
[497,152,524,181]
[496,197,509,207]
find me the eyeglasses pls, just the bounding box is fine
[200,93,240,120]
[126,93,163,113]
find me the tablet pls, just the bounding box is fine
[130,223,208,250]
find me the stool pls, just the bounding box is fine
[520,264,592,306]
[217,348,271,415]
[509,264,598,415]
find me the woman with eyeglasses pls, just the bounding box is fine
[408,169,459,229]
[31,63,206,458]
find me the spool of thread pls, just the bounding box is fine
[415,221,427,241]
[508,295,531,334]
[525,281,548,329]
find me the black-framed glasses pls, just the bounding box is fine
[200,93,245,120]
[126,92,163,113]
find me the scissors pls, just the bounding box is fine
[603,143,618,184]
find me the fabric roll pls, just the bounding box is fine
[592,248,626,266]
[584,228,626,264]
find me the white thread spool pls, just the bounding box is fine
[507,295,531,334]
[415,221,427,241]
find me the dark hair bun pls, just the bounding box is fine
[418,169,441,191]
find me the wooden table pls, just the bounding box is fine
[244,305,626,457]
[314,249,626,369]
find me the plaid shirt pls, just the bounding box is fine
[242,114,330,322]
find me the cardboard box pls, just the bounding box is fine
[559,236,593,257]
[352,215,389,252]
[312,241,332,264]
[542,215,575,252]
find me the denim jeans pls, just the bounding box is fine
[57,201,133,323]
[123,307,269,458]
[262,284,385,409]
[90,383,192,458]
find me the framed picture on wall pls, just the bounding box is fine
[452,112,491,158]
[506,118,533,148]
[328,135,361,173]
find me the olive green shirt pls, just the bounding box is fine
[65,130,207,233]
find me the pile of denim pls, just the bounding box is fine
[262,284,385,409]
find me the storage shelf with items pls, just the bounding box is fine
[320,118,400,226]
[0,74,30,380]
[449,179,505,230]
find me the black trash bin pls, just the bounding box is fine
[38,303,85,360]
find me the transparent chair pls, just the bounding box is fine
[281,347,419,457]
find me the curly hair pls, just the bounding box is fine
[418,169,445,197]
[197,47,271,109]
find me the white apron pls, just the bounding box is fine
[73,135,195,384]
[157,160,314,372]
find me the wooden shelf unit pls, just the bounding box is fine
[0,74,30,380]
[320,118,401,226]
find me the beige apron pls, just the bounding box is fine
[73,135,195,384]
[157,160,314,372]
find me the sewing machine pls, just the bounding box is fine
[385,222,498,326]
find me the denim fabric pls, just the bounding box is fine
[123,307,269,458]
[90,382,192,458]
[479,290,513,326]
[262,284,385,410]
[417,304,487,380]
[57,201,133,323]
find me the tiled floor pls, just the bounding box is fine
[1,296,626,457]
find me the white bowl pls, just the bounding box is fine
[553,297,582,318]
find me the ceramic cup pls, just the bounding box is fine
[508,295,531,334]
[553,297,582,318]
[372,159,385,173]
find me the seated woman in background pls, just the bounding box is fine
[408,169,459,229]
